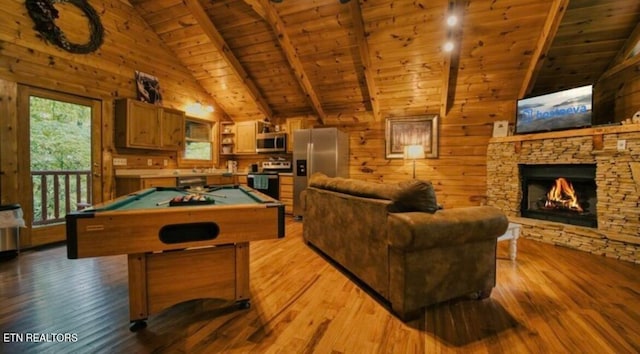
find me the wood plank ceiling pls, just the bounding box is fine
[129,0,640,123]
[529,0,640,97]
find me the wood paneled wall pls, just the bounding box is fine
[594,65,640,125]
[0,0,223,206]
[339,99,515,208]
[0,80,18,205]
[1,0,636,215]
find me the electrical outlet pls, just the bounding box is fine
[163,159,168,167]
[617,139,626,151]
[113,158,127,166]
[147,159,153,166]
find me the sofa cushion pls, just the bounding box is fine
[309,173,439,213]
[390,179,439,213]
[309,173,398,200]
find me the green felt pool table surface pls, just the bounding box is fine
[98,185,271,211]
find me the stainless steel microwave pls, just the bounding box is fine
[256,132,287,153]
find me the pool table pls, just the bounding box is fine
[66,185,284,331]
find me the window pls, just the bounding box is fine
[184,118,213,161]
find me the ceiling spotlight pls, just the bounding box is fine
[443,41,454,52]
[447,15,458,27]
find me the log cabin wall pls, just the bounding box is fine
[0,0,222,207]
[594,65,640,125]
[342,100,515,209]
[1,0,638,215]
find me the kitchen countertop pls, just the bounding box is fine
[115,169,291,178]
[115,169,234,178]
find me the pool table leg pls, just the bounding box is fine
[236,300,251,309]
[125,244,252,331]
[129,320,147,332]
[128,253,149,329]
[235,242,250,302]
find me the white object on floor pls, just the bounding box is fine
[497,222,520,261]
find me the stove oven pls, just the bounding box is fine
[247,160,291,200]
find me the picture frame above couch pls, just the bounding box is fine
[385,115,439,159]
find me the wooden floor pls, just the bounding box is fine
[1,217,639,353]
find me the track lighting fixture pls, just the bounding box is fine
[270,0,351,3]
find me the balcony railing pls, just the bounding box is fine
[31,170,92,226]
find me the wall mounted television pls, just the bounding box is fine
[515,84,593,134]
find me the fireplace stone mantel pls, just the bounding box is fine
[487,124,640,264]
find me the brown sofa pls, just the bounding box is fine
[302,173,509,320]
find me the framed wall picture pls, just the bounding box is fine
[492,120,509,137]
[385,115,439,159]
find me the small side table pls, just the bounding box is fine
[497,222,520,261]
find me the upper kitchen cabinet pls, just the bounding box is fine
[161,108,186,150]
[235,121,257,154]
[115,98,185,150]
[286,118,311,153]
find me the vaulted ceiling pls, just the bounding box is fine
[128,0,640,124]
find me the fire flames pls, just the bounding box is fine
[545,178,583,212]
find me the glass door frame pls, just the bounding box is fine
[17,85,102,247]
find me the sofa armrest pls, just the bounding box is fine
[387,206,508,250]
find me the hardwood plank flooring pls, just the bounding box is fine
[1,217,639,353]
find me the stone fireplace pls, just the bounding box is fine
[487,125,640,263]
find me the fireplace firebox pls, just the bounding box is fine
[519,164,597,228]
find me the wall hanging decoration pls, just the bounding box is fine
[25,0,104,54]
[135,71,163,105]
[385,115,439,159]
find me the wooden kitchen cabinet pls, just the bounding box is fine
[286,118,310,153]
[236,175,248,186]
[115,98,185,150]
[116,176,177,197]
[161,108,186,150]
[279,175,293,214]
[206,175,234,185]
[235,121,256,153]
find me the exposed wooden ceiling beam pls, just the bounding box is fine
[242,0,266,20]
[600,21,640,81]
[184,0,273,119]
[259,0,326,124]
[349,0,381,121]
[518,0,569,99]
[441,0,464,118]
[600,53,640,83]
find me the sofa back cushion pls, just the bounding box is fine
[390,179,439,213]
[309,173,399,200]
[308,173,438,213]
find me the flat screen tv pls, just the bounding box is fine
[515,84,592,134]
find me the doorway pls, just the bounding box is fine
[18,86,102,247]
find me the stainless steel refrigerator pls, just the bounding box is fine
[293,127,349,218]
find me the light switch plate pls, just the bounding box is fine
[147,159,153,166]
[113,158,127,166]
[617,139,626,151]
